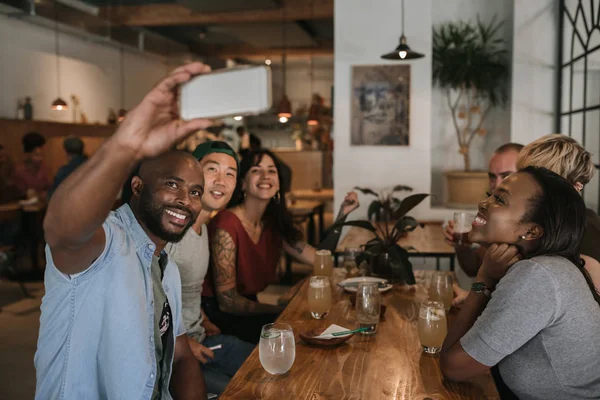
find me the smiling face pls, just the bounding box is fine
[200,152,238,212]
[469,172,542,248]
[243,154,280,201]
[133,154,204,243]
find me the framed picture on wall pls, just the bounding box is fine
[351,64,410,146]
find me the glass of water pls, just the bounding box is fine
[308,276,332,319]
[355,282,381,335]
[429,272,453,312]
[417,301,448,354]
[259,323,296,375]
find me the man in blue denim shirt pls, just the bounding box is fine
[35,63,214,400]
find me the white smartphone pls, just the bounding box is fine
[179,66,272,120]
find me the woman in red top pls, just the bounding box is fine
[203,149,359,343]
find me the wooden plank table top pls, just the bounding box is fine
[338,221,455,255]
[288,200,325,216]
[292,188,334,202]
[220,271,499,400]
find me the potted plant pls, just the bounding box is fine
[354,185,414,222]
[432,16,509,207]
[332,193,429,285]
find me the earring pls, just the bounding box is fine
[274,191,280,204]
[520,235,527,240]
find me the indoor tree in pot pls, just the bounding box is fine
[432,16,509,207]
[331,193,429,285]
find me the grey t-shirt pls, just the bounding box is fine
[166,225,210,343]
[461,255,600,400]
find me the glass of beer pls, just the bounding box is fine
[259,323,296,375]
[308,276,332,319]
[314,249,333,277]
[356,282,381,335]
[453,212,475,246]
[418,301,448,354]
[429,273,453,312]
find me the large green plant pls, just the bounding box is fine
[332,193,429,285]
[433,16,509,171]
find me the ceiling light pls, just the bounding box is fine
[233,116,243,121]
[51,98,68,111]
[381,0,424,61]
[265,59,272,66]
[279,116,289,123]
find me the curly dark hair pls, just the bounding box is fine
[22,132,46,153]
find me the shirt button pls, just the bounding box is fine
[150,373,155,379]
[150,336,154,343]
[147,244,153,249]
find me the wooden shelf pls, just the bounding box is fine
[0,118,115,138]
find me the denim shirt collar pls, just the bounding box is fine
[116,204,168,262]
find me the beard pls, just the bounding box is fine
[138,186,193,243]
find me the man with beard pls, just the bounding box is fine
[166,141,254,395]
[35,63,213,400]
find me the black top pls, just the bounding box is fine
[581,208,600,261]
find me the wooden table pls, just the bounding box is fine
[220,271,499,399]
[292,188,334,202]
[0,201,46,273]
[337,221,456,270]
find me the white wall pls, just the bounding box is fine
[0,14,171,124]
[430,0,514,206]
[335,0,449,221]
[510,0,558,145]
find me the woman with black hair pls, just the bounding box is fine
[203,149,359,343]
[440,166,600,400]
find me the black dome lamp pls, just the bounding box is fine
[381,0,424,60]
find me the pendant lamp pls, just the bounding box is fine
[51,1,67,110]
[381,0,424,60]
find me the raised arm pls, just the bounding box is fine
[211,228,283,315]
[44,63,214,275]
[283,191,360,265]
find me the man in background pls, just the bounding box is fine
[49,136,88,198]
[14,132,50,199]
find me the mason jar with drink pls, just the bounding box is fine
[314,249,333,277]
[308,276,332,319]
[452,212,476,247]
[417,301,448,354]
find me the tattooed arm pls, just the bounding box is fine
[211,228,284,316]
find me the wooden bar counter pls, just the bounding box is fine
[220,271,499,399]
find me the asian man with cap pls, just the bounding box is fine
[165,141,254,396]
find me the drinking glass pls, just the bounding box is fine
[452,212,475,246]
[418,301,448,354]
[429,273,453,312]
[314,249,333,277]
[308,276,332,319]
[355,282,381,335]
[259,323,296,375]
